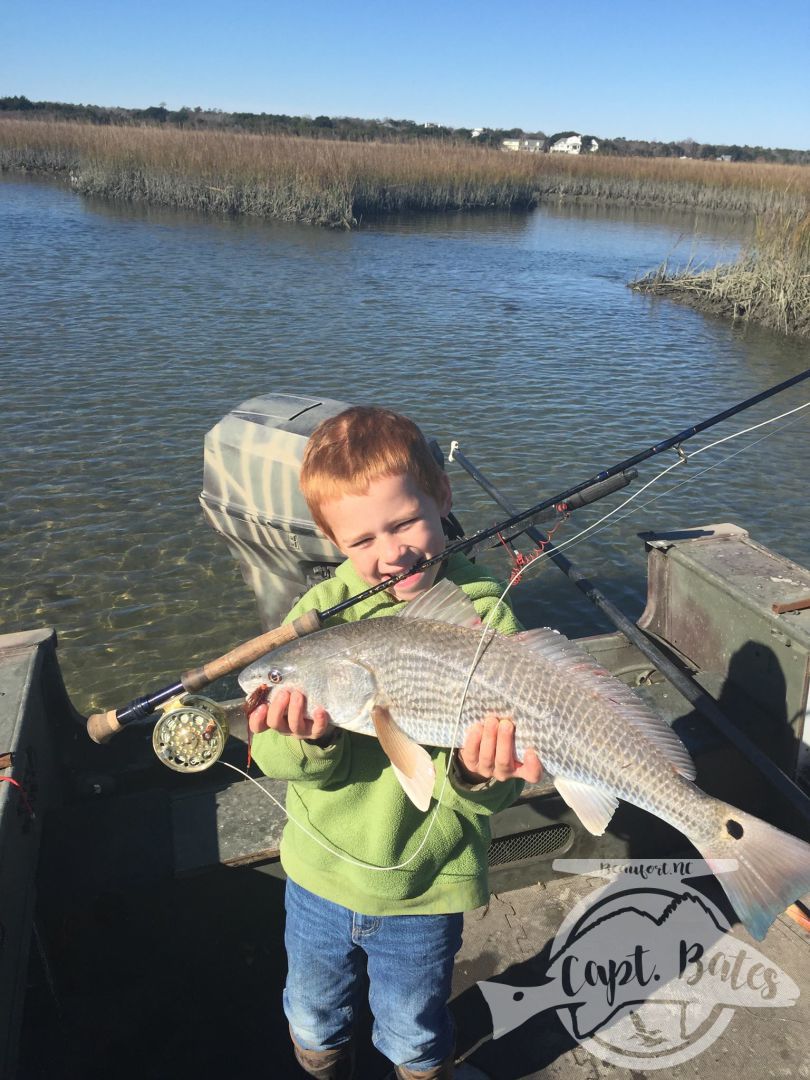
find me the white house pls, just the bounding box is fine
[501,138,544,153]
[549,134,599,154]
[550,135,581,154]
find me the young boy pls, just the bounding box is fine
[248,406,542,1080]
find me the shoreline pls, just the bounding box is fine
[634,283,810,337]
[631,210,810,338]
[5,159,803,218]
[2,161,773,221]
[2,119,808,230]
[5,119,808,338]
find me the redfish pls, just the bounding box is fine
[239,579,810,940]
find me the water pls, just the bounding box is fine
[2,176,809,714]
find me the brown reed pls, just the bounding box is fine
[1,119,809,227]
[631,209,810,336]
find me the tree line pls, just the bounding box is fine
[2,96,807,165]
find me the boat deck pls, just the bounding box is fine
[452,874,810,1080]
[7,515,810,1078]
[18,863,810,1078]
[16,663,810,1079]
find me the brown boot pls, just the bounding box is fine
[393,1057,454,1080]
[290,1032,355,1079]
[393,1061,489,1080]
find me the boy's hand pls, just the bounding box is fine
[457,715,543,784]
[248,688,334,742]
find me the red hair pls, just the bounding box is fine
[300,407,447,541]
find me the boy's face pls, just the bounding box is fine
[322,472,452,602]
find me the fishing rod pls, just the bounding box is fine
[449,444,810,826]
[85,366,810,756]
[85,467,636,750]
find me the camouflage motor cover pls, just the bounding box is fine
[200,395,349,629]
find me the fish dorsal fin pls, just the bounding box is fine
[554,777,619,836]
[371,704,436,811]
[397,578,482,628]
[516,628,696,782]
[515,627,605,668]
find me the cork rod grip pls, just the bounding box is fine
[181,609,323,691]
[84,609,323,744]
[86,708,124,745]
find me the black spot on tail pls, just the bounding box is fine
[725,818,744,839]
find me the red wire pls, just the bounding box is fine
[0,776,35,818]
[506,514,569,585]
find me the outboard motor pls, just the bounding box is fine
[200,394,349,629]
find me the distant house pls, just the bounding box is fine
[550,134,581,154]
[716,154,732,162]
[471,128,484,138]
[549,134,599,154]
[501,138,544,153]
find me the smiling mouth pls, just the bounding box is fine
[396,566,430,589]
[383,565,422,588]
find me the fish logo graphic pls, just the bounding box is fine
[478,860,800,1070]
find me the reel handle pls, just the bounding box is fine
[86,609,323,744]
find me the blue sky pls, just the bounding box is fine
[3,0,808,148]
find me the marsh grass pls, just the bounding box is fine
[2,119,809,227]
[632,210,810,336]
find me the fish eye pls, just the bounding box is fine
[268,670,283,684]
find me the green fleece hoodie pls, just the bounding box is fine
[249,552,524,915]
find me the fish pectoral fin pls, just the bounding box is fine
[554,777,619,836]
[371,704,435,811]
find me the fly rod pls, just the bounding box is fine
[85,468,634,744]
[449,444,810,827]
[86,366,810,746]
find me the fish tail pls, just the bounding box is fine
[693,801,810,941]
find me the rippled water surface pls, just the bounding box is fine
[2,176,808,713]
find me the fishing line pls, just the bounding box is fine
[507,398,810,574]
[438,397,810,778]
[218,756,453,871]
[236,397,809,874]
[573,407,810,542]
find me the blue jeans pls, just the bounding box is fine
[283,879,464,1070]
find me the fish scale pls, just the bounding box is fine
[240,585,810,940]
[266,616,698,828]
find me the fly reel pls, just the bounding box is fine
[152,694,230,772]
